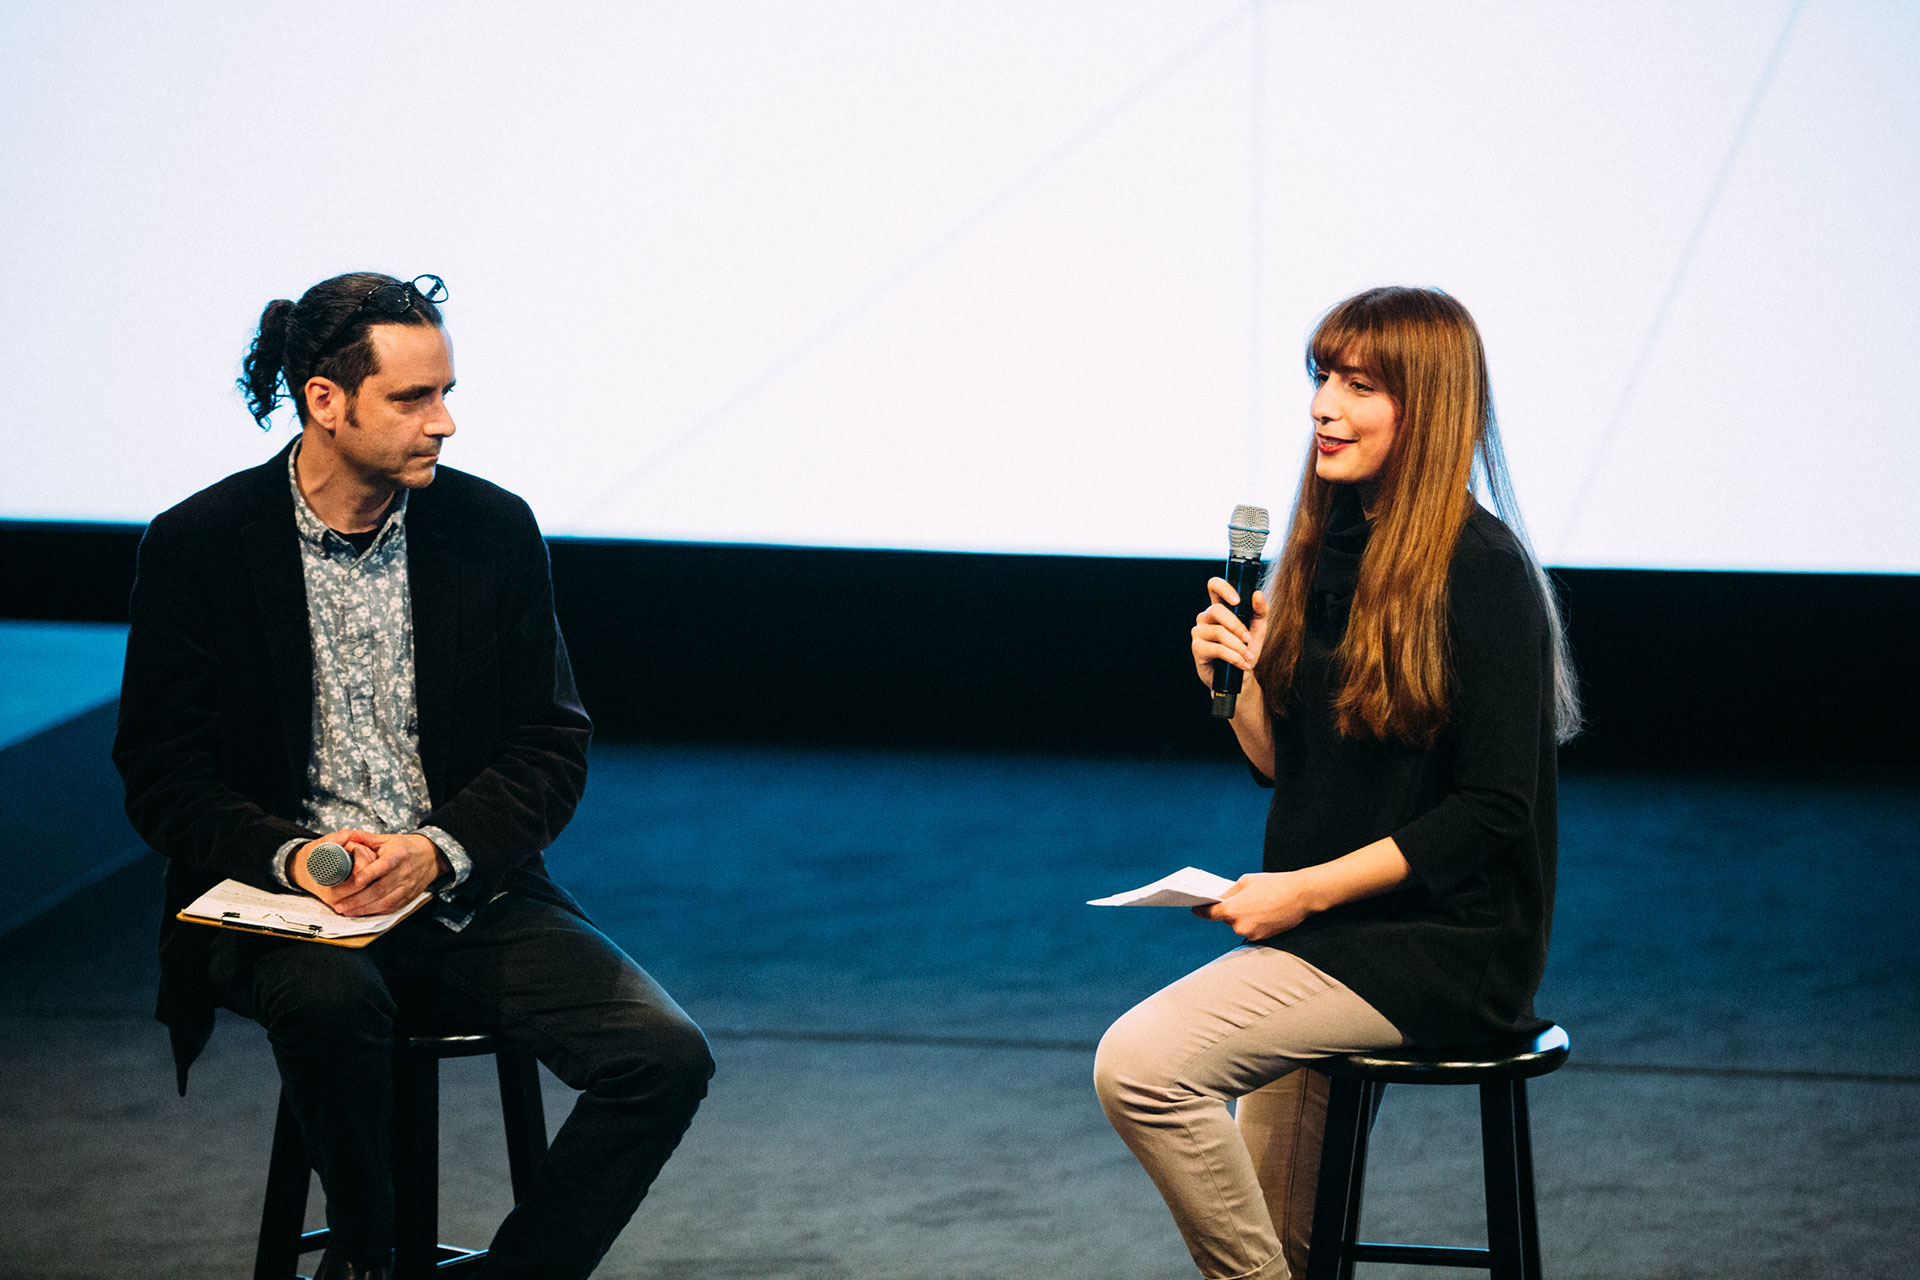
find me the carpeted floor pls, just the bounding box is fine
[1,742,1915,1278]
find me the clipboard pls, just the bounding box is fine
[177,879,432,948]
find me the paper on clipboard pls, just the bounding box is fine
[178,878,430,945]
[1088,866,1238,907]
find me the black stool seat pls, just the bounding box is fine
[1306,1022,1569,1280]
[398,1027,497,1055]
[1319,1024,1571,1083]
[254,1026,548,1280]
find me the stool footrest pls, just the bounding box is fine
[428,1244,487,1275]
[1351,1241,1494,1268]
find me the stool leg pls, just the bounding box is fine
[1341,1082,1383,1280]
[1512,1079,1544,1280]
[1479,1081,1527,1280]
[1306,1076,1374,1280]
[495,1045,549,1201]
[255,1089,317,1279]
[391,1050,440,1280]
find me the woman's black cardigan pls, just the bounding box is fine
[1256,487,1557,1046]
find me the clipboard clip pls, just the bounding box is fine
[219,909,325,936]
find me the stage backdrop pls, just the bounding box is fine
[2,0,1915,573]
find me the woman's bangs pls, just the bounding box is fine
[1306,308,1389,389]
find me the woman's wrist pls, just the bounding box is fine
[1296,863,1343,915]
[1231,695,1275,776]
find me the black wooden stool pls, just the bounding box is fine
[253,1029,549,1279]
[1305,1022,1569,1280]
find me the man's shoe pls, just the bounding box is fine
[312,1248,393,1280]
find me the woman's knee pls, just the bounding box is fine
[1094,1003,1177,1120]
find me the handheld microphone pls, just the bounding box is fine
[1210,504,1270,720]
[304,840,354,888]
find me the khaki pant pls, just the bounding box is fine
[1094,947,1405,1280]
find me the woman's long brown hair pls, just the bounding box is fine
[1252,287,1580,745]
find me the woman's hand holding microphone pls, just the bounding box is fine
[1190,577,1274,776]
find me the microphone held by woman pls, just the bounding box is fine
[1210,504,1270,719]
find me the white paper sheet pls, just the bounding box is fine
[179,878,428,940]
[1088,866,1237,907]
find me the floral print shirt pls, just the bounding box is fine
[273,444,475,927]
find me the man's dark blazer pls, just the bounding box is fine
[113,440,592,1091]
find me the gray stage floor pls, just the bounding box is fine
[2,743,1915,1278]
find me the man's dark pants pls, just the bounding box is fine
[215,892,713,1278]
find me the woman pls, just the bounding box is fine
[1094,286,1578,1280]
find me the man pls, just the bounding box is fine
[114,271,713,1280]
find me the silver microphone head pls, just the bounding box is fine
[305,840,353,888]
[1227,505,1270,560]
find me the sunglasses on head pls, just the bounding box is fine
[310,274,448,357]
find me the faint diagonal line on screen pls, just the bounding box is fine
[571,4,1254,524]
[1552,0,1805,556]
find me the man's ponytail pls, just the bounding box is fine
[239,298,296,429]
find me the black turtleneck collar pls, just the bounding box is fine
[1313,485,1372,599]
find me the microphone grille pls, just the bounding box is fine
[1228,505,1270,559]
[306,841,353,887]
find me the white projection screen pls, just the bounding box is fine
[1,0,1914,571]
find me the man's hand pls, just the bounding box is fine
[326,831,451,917]
[1191,871,1321,941]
